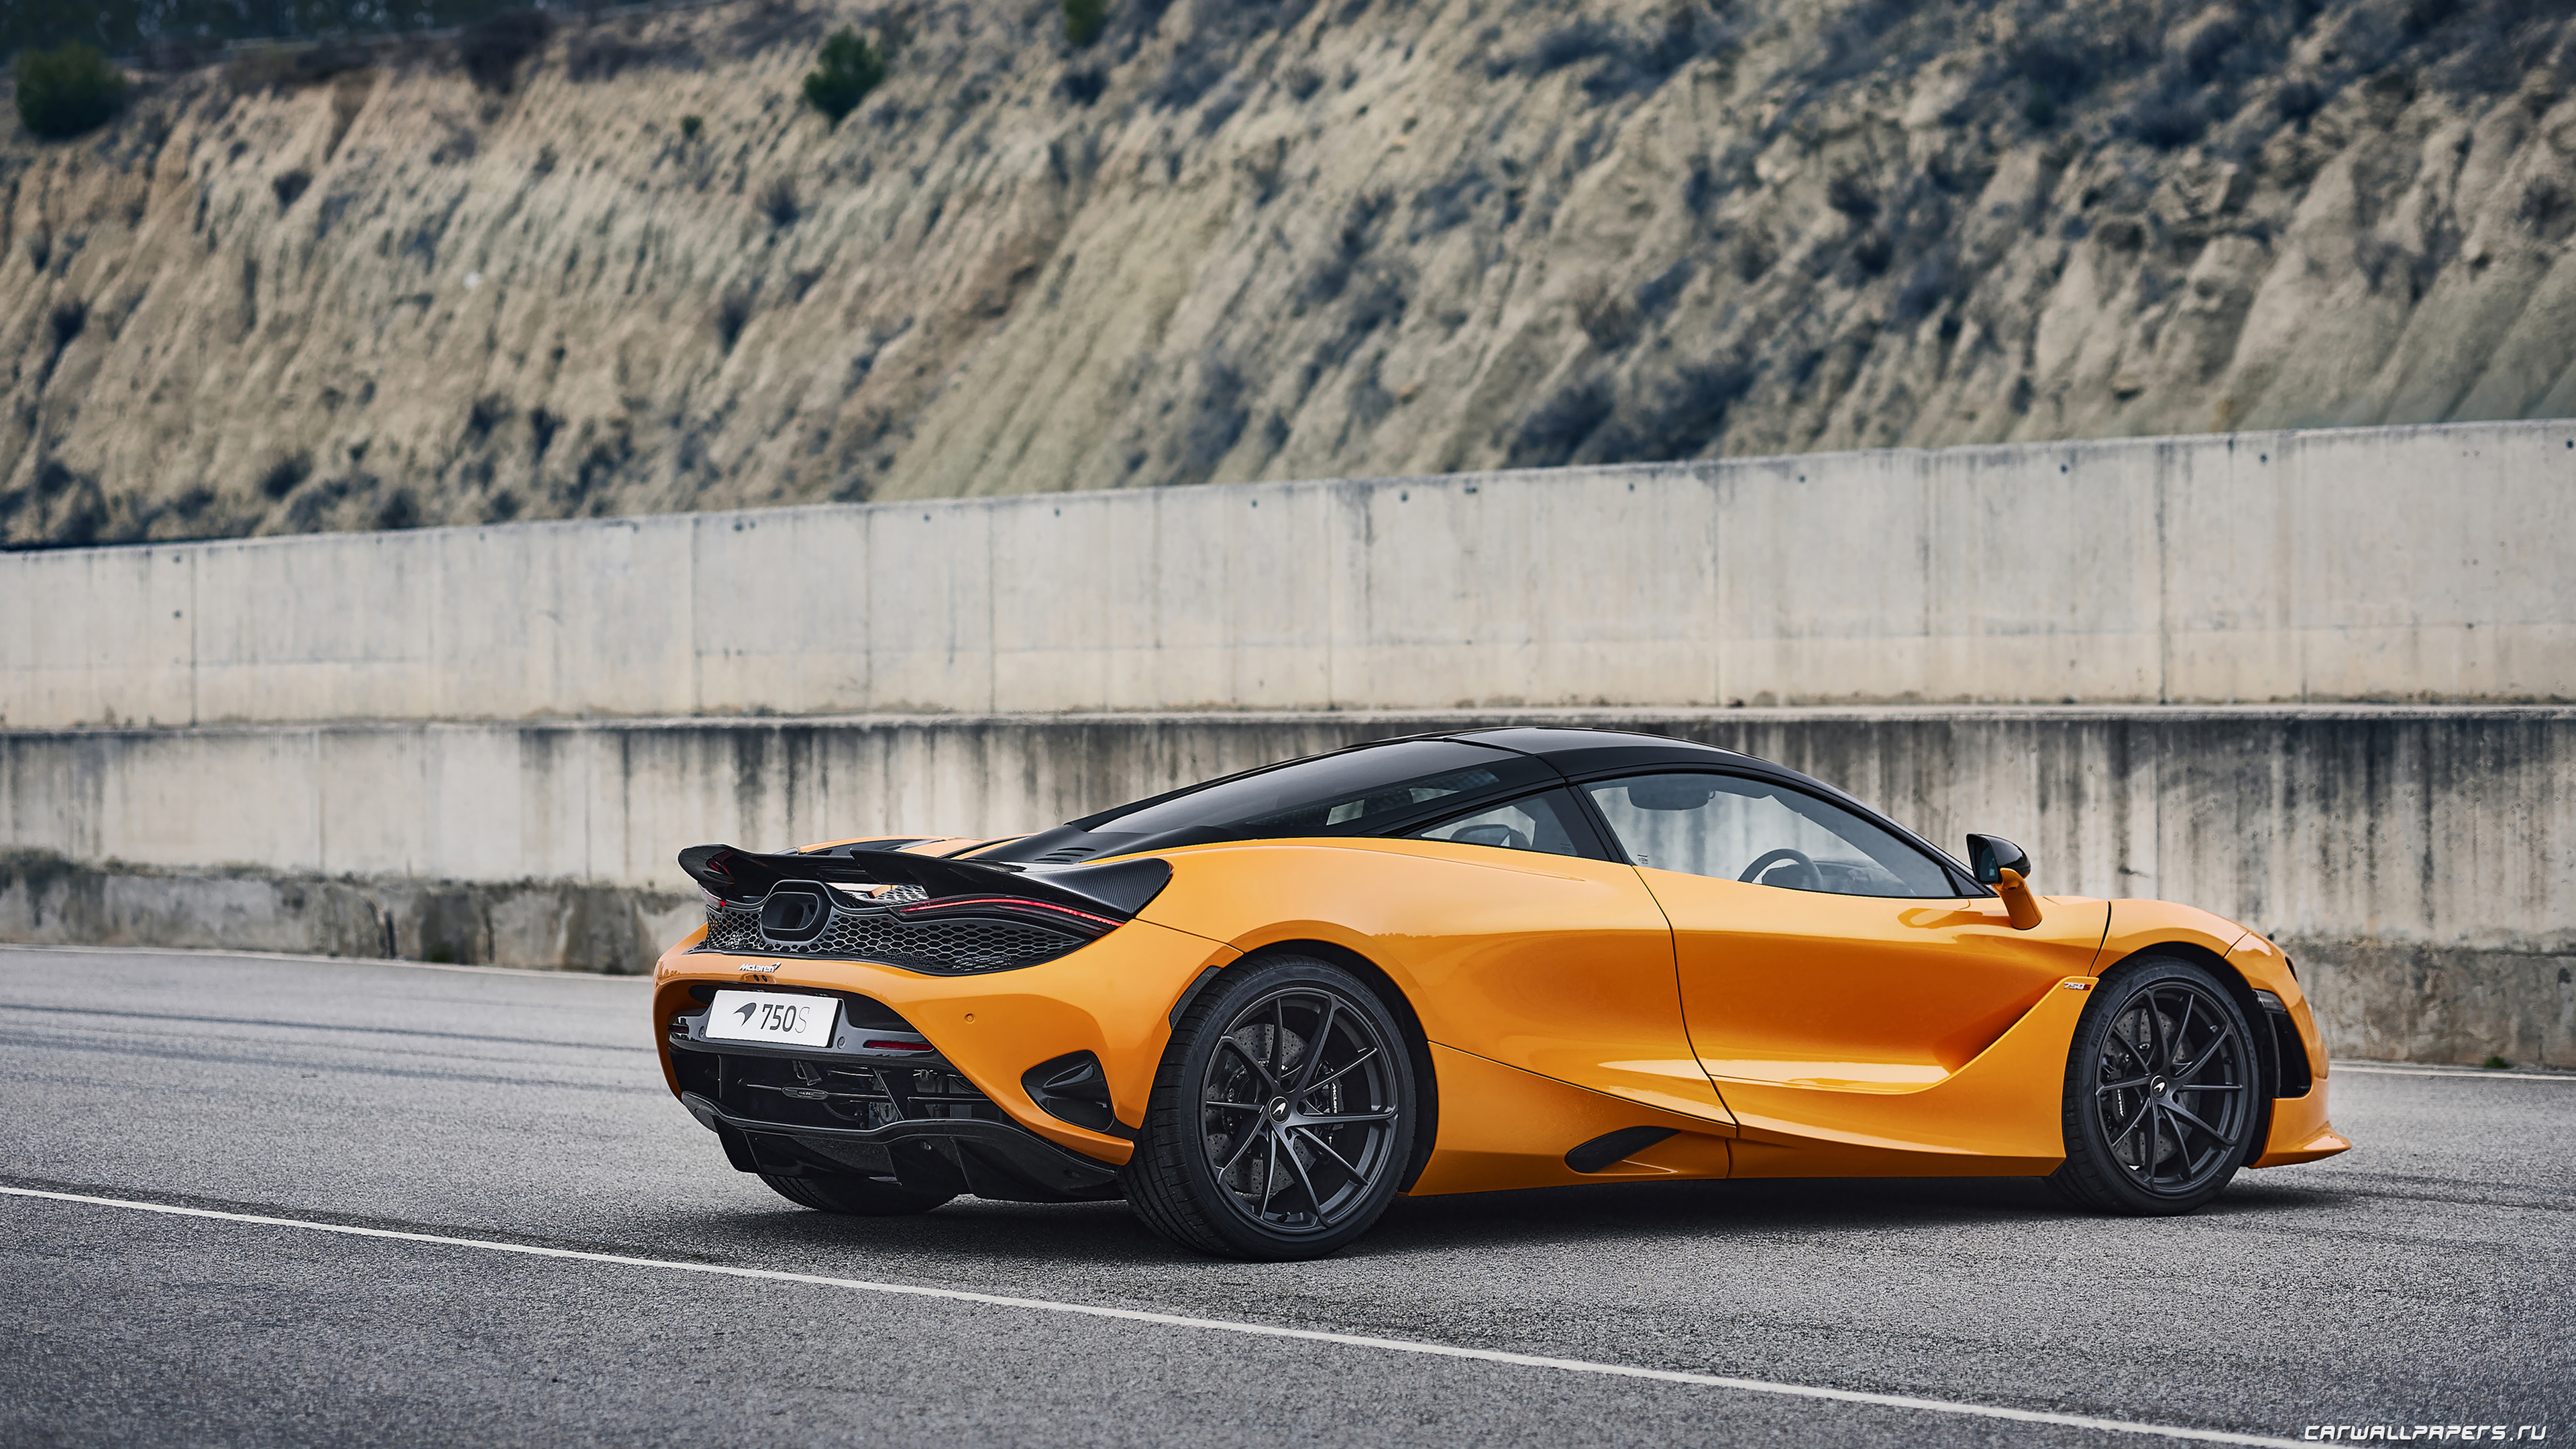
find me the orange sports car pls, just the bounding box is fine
[652,728,2346,1259]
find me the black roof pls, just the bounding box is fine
[974,724,1973,890]
[1441,726,1756,778]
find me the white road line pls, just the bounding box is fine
[4,1185,2296,1448]
[2332,1063,2573,1081]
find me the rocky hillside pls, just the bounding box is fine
[4,0,2572,545]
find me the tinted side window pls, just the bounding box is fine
[1407,790,1603,860]
[1584,773,1958,898]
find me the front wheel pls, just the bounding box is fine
[760,1171,954,1216]
[1122,954,1417,1260]
[2049,957,2259,1214]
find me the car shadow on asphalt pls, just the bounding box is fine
[1358,1173,2349,1256]
[1364,1175,2091,1256]
[625,1171,2349,1271]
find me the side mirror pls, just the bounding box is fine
[1964,834,2029,884]
[1964,834,2043,930]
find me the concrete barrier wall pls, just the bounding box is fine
[0,854,700,980]
[7,423,2571,1062]
[5,420,2572,729]
[3,707,2569,1063]
[7,706,2565,941]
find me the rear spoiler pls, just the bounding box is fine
[677,844,1171,920]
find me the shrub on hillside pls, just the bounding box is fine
[16,44,125,140]
[1059,68,1105,105]
[802,28,885,127]
[461,9,552,93]
[1064,0,1109,47]
[714,288,755,352]
[139,34,217,73]
[258,452,313,500]
[48,301,88,365]
[759,176,801,227]
[222,45,303,95]
[220,42,368,96]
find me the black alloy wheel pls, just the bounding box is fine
[2050,957,2258,1214]
[1124,955,1416,1259]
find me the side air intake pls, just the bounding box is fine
[1564,1127,1677,1174]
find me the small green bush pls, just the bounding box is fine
[679,113,703,140]
[2481,1053,2512,1069]
[802,27,885,127]
[1064,0,1110,47]
[16,44,125,140]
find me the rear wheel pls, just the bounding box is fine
[759,1171,954,1216]
[2049,957,2258,1214]
[1122,954,1417,1260]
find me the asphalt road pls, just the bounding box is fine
[1,945,2567,1448]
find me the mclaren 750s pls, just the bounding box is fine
[653,727,2347,1260]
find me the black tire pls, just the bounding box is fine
[2049,956,2260,1214]
[1122,954,1418,1260]
[759,1171,954,1216]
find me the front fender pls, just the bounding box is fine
[2098,898,2251,969]
[2097,902,2347,1169]
[2226,932,2347,1167]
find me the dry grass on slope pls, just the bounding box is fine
[3,0,2572,547]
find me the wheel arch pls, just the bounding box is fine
[1232,937,1442,1193]
[2096,939,2279,1166]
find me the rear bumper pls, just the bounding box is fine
[653,916,1238,1167]
[664,1007,1125,1201]
[679,1091,1124,1203]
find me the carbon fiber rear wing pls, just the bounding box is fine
[676,844,1171,920]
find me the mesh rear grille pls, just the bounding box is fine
[696,898,1090,973]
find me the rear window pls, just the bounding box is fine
[1078,740,1552,841]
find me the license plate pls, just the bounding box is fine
[702,990,838,1048]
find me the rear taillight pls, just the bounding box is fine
[692,885,1129,973]
[891,896,1123,938]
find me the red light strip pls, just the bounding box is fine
[896,896,1122,930]
[862,1039,936,1053]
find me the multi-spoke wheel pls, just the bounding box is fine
[2049,957,2258,1214]
[1122,954,1416,1259]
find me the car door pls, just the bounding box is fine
[1578,771,2106,1155]
[1396,788,1732,1125]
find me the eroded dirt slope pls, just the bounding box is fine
[4,0,2573,544]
